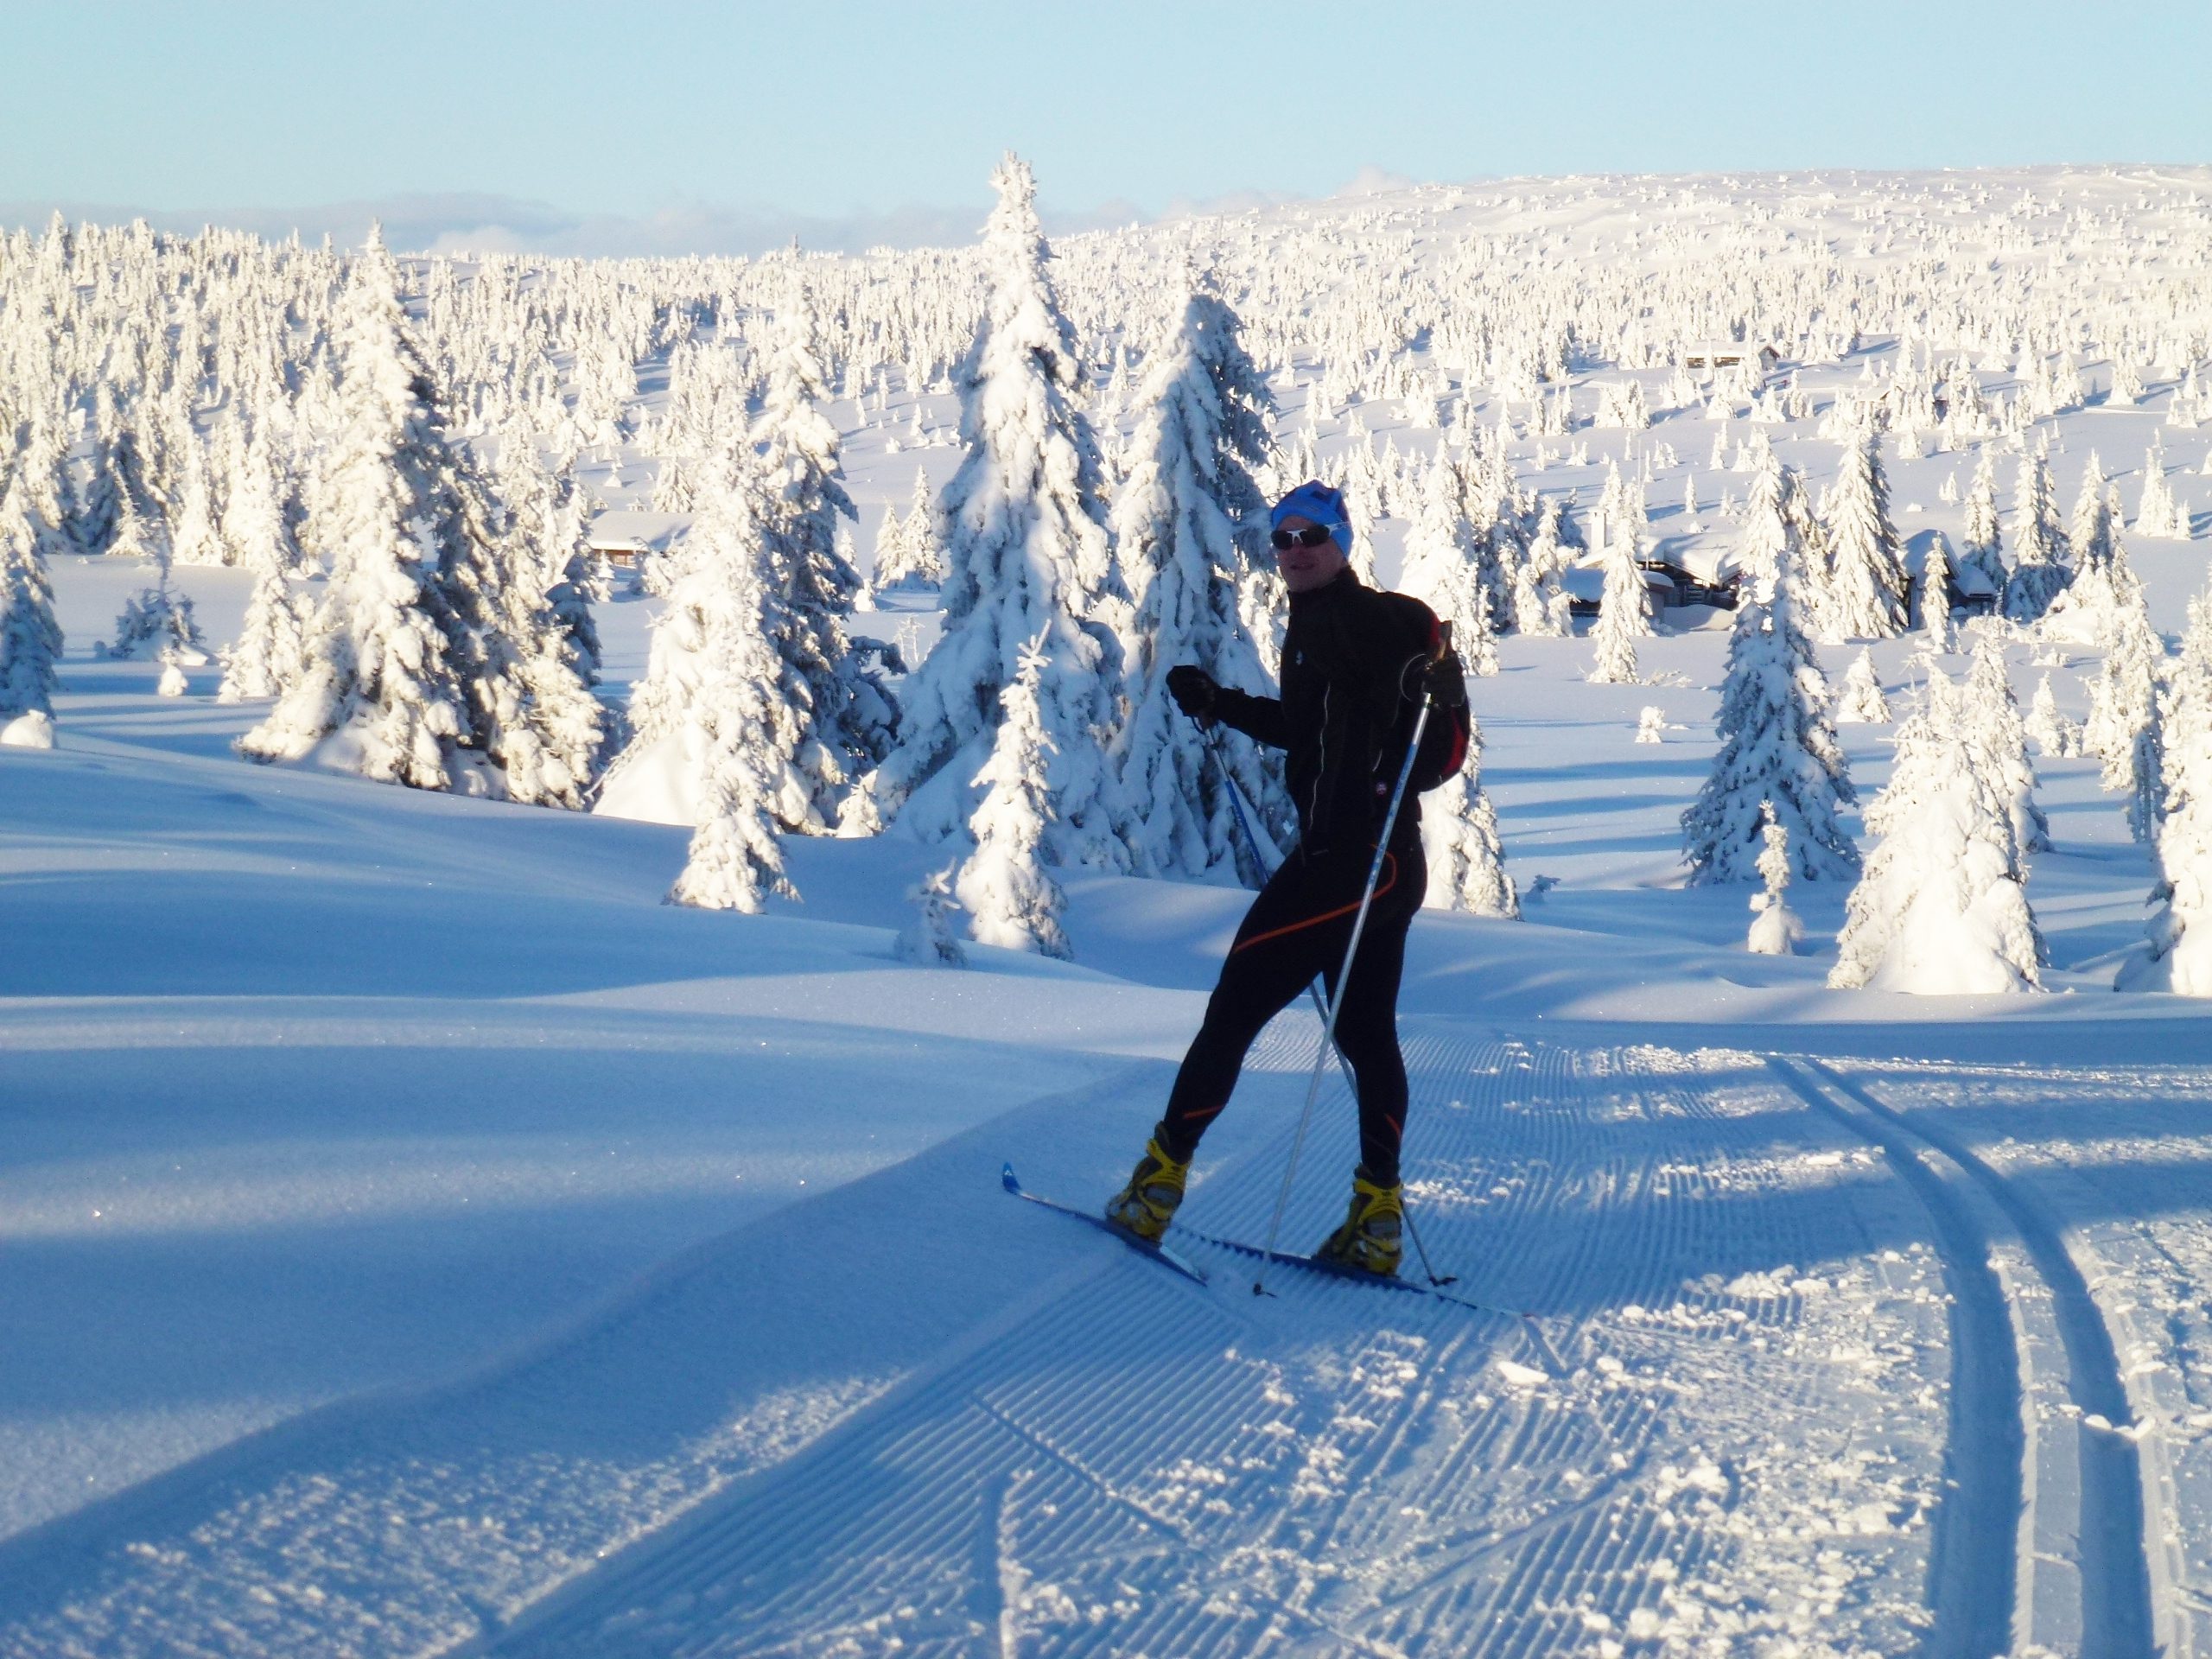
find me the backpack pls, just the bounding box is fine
[1408,642,1471,793]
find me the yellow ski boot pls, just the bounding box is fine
[1104,1136,1190,1243]
[1315,1168,1403,1276]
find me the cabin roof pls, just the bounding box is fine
[586,509,690,553]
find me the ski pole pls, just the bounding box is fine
[1253,636,1445,1298]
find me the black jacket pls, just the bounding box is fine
[1213,569,1442,855]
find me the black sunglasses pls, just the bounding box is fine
[1269,524,1338,550]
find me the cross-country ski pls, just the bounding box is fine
[1001,1162,1210,1285]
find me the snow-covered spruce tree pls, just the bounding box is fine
[1421,711,1519,917]
[1829,664,2044,993]
[1510,495,1573,637]
[218,455,312,703]
[664,469,804,913]
[2069,453,2114,571]
[239,245,598,804]
[870,465,944,594]
[893,863,968,968]
[1735,451,1793,593]
[2001,449,2069,624]
[2082,570,2165,843]
[1402,454,1498,676]
[1586,480,1650,685]
[1680,543,1859,885]
[1958,448,2005,590]
[1746,805,1804,956]
[958,632,1072,958]
[871,464,942,593]
[599,455,802,825]
[1837,647,1891,723]
[1109,274,1290,883]
[1820,429,1908,639]
[751,284,897,831]
[2121,592,2212,991]
[862,155,1136,871]
[1918,532,1957,653]
[474,482,610,809]
[1963,629,2050,858]
[168,440,225,567]
[2024,672,2082,758]
[0,479,64,741]
[2139,444,2186,539]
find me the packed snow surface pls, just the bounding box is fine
[10,166,2212,1655]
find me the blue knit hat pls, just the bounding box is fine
[1270,480,1351,546]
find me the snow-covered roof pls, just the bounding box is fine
[586,510,690,553]
[1903,527,1998,596]
[1560,561,1674,605]
[1573,537,1744,587]
[1658,538,1745,585]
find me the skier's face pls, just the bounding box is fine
[1274,516,1349,594]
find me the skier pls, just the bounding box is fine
[1105,481,1466,1274]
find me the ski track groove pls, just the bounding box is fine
[1774,1054,2165,1659]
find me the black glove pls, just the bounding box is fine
[1420,649,1468,711]
[1166,664,1218,722]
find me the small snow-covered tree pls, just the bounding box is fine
[1745,805,1804,956]
[2068,453,2115,571]
[958,632,1072,958]
[1422,704,1518,917]
[1958,448,2005,589]
[893,863,969,968]
[2082,573,2165,842]
[1586,483,1650,684]
[1511,495,1574,637]
[869,465,945,594]
[2122,592,2212,991]
[1962,630,2050,858]
[2138,443,2187,538]
[862,155,1135,871]
[1830,664,2044,993]
[218,502,310,704]
[664,473,804,914]
[1821,428,1908,638]
[2001,449,2069,624]
[1402,454,1497,673]
[168,442,226,567]
[1916,534,1955,652]
[2024,672,2082,757]
[600,456,804,824]
[1681,590,1859,881]
[750,285,897,830]
[1837,647,1891,722]
[1110,275,1290,883]
[1682,488,1858,884]
[1636,703,1667,743]
[0,480,64,733]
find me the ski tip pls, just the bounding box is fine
[1000,1162,1020,1194]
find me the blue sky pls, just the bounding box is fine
[7,1,2209,252]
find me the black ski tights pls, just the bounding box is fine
[1155,838,1426,1186]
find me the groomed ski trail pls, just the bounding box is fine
[477,1033,1952,1658]
[1771,1057,2171,1659]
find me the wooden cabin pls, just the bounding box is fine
[586,510,690,569]
[1681,341,1782,374]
